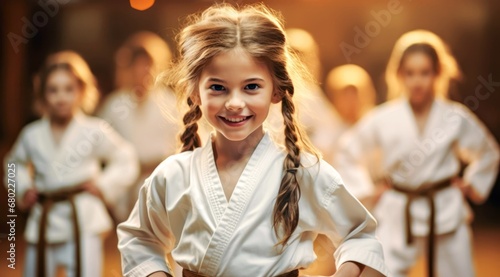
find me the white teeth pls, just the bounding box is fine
[224,117,247,122]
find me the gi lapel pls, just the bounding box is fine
[199,133,273,276]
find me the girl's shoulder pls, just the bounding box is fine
[354,98,407,128]
[99,89,130,105]
[17,118,46,138]
[436,98,472,114]
[75,113,121,132]
[372,98,407,117]
[299,152,344,191]
[435,98,489,129]
[146,149,200,184]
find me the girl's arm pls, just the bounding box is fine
[4,128,35,210]
[117,168,175,277]
[94,121,139,205]
[333,261,364,277]
[454,105,500,203]
[306,162,389,276]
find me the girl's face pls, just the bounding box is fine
[131,55,153,97]
[332,85,360,124]
[198,48,280,142]
[398,52,437,105]
[44,69,82,121]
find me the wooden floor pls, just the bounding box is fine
[1,212,499,277]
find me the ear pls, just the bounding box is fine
[271,89,283,104]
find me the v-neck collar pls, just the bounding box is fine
[200,132,272,224]
[198,132,276,275]
[403,98,438,139]
[42,111,83,155]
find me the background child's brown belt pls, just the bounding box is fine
[392,178,452,277]
[36,186,85,277]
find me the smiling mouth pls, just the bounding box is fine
[219,115,253,124]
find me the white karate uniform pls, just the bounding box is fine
[5,112,139,277]
[23,235,102,277]
[117,132,389,277]
[335,98,500,276]
[98,88,181,222]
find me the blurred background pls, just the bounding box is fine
[1,0,499,276]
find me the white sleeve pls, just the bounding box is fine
[334,115,379,199]
[312,166,388,276]
[4,128,33,204]
[455,106,500,203]
[117,172,175,277]
[94,122,139,205]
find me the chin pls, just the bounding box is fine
[218,131,251,142]
[217,126,264,144]
[52,111,73,120]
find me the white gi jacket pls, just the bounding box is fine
[335,98,500,236]
[98,88,180,167]
[5,112,139,243]
[118,132,388,277]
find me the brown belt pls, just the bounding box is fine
[392,178,452,277]
[37,186,85,277]
[182,268,299,277]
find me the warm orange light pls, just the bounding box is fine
[130,0,155,11]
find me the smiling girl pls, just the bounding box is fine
[117,4,388,277]
[335,30,500,277]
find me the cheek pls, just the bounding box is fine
[44,93,56,105]
[200,95,222,114]
[65,89,78,102]
[250,97,271,114]
[424,75,436,87]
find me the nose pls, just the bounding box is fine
[225,91,245,111]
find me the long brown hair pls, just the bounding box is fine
[164,3,318,246]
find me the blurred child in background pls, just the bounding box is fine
[325,64,376,139]
[5,51,138,277]
[98,32,180,223]
[335,30,499,277]
[325,64,384,210]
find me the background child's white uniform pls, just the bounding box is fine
[5,112,139,277]
[98,88,180,221]
[335,98,500,276]
[23,235,102,277]
[118,133,389,277]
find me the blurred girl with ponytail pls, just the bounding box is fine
[117,4,387,277]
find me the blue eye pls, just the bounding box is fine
[245,83,260,90]
[209,84,225,91]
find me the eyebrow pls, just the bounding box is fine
[208,78,226,83]
[206,77,265,83]
[244,78,265,82]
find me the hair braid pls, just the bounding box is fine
[180,97,202,152]
[273,89,302,247]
